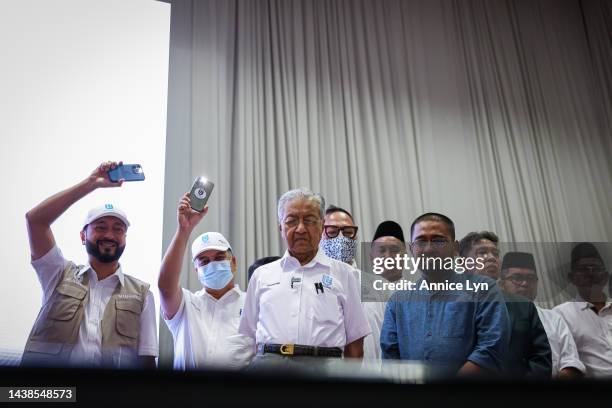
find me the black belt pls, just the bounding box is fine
[259,343,342,358]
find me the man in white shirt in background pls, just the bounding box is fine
[158,193,254,370]
[361,221,408,361]
[554,243,612,378]
[239,188,370,369]
[319,205,380,361]
[498,251,585,379]
[22,161,158,369]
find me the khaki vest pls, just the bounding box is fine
[21,262,149,368]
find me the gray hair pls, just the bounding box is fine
[277,188,325,224]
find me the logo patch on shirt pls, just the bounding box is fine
[118,294,140,300]
[322,274,333,289]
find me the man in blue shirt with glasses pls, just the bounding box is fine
[380,213,510,377]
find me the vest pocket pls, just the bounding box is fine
[24,340,63,355]
[115,299,141,339]
[47,283,86,321]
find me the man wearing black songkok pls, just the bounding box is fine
[361,220,408,360]
[553,243,612,377]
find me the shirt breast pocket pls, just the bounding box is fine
[307,293,342,325]
[441,303,470,338]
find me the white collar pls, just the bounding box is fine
[78,263,125,286]
[280,249,331,271]
[575,294,612,311]
[198,284,241,302]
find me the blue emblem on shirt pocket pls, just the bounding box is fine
[322,274,333,289]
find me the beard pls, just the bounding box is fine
[85,239,125,263]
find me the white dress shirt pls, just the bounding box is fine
[239,250,371,349]
[164,285,254,370]
[353,269,386,361]
[553,297,612,377]
[31,245,158,367]
[536,306,585,376]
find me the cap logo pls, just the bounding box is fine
[105,204,114,209]
[202,234,209,243]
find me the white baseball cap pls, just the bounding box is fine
[83,204,130,229]
[191,232,232,260]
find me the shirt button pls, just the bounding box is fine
[426,332,432,337]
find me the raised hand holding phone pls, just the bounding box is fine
[189,177,214,212]
[178,192,208,231]
[90,161,125,188]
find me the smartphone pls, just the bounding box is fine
[189,177,214,212]
[107,164,145,182]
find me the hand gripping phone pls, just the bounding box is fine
[107,164,145,182]
[189,177,214,212]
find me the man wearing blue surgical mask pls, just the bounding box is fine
[157,193,254,370]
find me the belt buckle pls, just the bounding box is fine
[280,344,294,355]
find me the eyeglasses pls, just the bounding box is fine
[324,225,358,239]
[411,239,450,249]
[503,275,538,284]
[283,216,321,228]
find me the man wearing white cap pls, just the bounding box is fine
[22,161,158,368]
[158,193,254,370]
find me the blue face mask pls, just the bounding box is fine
[197,260,233,290]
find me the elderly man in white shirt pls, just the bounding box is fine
[239,188,370,367]
[554,243,612,378]
[158,193,254,369]
[22,161,158,369]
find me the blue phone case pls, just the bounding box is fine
[107,164,145,182]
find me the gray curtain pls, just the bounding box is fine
[160,0,612,366]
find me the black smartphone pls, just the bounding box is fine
[189,177,214,212]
